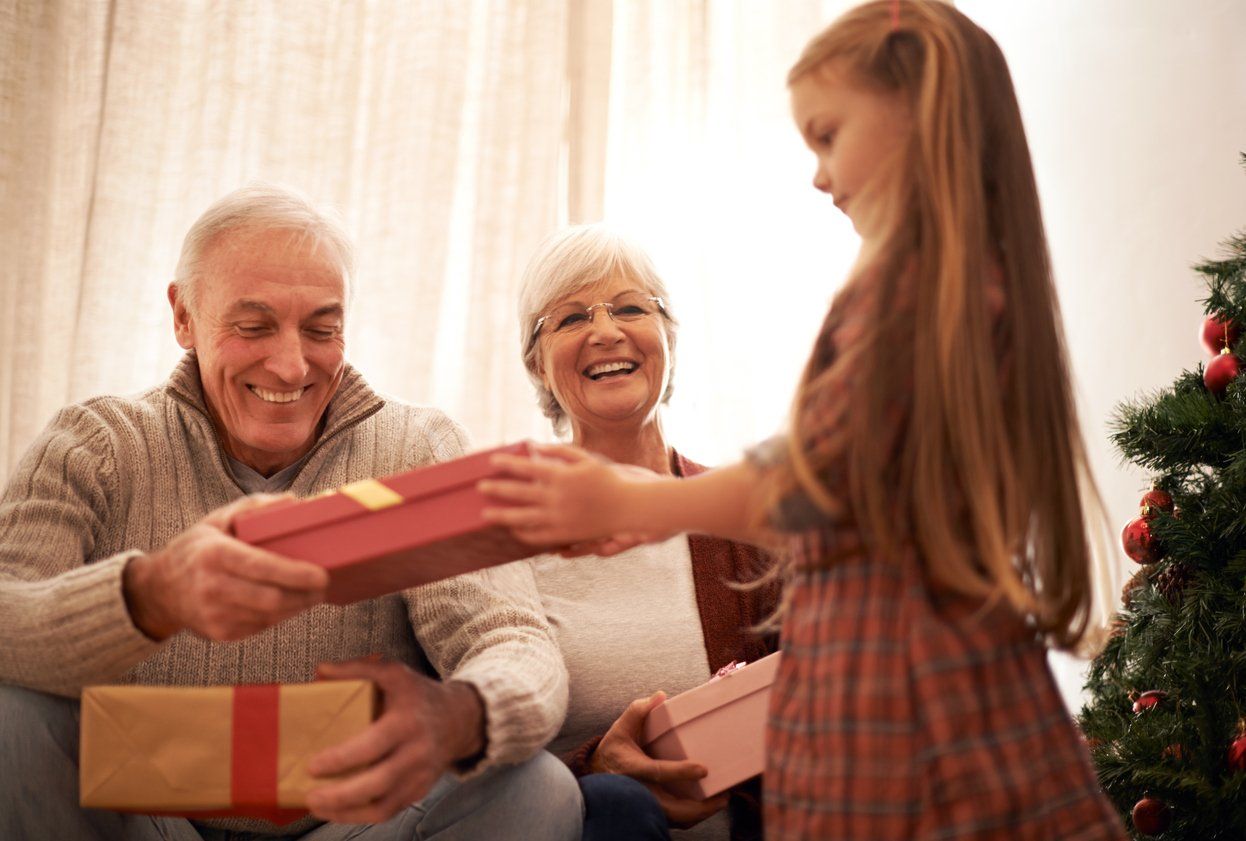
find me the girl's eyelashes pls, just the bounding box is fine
[809,126,837,148]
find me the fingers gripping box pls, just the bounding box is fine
[79,680,374,822]
[641,652,781,800]
[231,441,538,605]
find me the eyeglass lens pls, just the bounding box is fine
[548,293,659,333]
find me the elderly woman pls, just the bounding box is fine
[516,225,778,841]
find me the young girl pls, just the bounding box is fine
[482,2,1126,838]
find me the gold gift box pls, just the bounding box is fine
[80,680,374,819]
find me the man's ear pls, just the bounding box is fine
[168,283,195,350]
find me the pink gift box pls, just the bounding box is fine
[641,652,781,800]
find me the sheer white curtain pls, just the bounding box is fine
[1,0,572,475]
[0,0,853,479]
[589,1,854,465]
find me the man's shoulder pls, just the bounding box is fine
[47,380,181,439]
[355,397,472,462]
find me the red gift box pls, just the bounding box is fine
[232,441,538,605]
[641,652,781,800]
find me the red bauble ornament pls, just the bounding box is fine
[1229,734,1246,773]
[1122,517,1161,564]
[1132,795,1171,836]
[1133,690,1167,713]
[1204,348,1241,395]
[1200,313,1240,354]
[1140,489,1174,519]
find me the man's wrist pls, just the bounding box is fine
[122,552,179,641]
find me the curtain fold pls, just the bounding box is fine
[2,1,113,473]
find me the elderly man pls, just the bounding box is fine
[0,185,579,841]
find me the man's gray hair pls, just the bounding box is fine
[172,183,355,313]
[518,224,678,435]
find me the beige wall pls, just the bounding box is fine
[957,0,1246,706]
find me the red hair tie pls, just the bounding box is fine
[890,0,901,30]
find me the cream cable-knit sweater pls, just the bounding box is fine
[0,353,567,834]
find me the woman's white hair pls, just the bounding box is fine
[172,182,355,313]
[518,224,678,434]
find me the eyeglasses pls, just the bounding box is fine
[529,292,666,347]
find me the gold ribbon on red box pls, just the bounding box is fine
[336,478,404,510]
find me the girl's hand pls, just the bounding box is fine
[480,444,642,546]
[590,692,730,829]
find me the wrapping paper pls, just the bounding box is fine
[641,652,781,799]
[79,679,374,821]
[232,441,538,604]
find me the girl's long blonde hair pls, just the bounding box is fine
[778,0,1099,649]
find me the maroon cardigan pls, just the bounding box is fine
[562,450,779,841]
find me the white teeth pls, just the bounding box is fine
[586,361,637,378]
[249,385,305,404]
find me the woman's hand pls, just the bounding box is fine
[480,444,654,547]
[589,692,730,829]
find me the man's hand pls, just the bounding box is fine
[122,494,329,641]
[305,659,487,825]
[590,692,729,829]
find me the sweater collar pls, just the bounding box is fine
[165,351,385,445]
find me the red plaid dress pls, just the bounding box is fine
[761,282,1126,840]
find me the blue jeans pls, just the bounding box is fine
[0,685,583,841]
[579,774,668,841]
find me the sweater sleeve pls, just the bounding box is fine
[401,420,568,770]
[406,561,569,771]
[0,405,161,696]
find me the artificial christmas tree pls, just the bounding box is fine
[1080,156,1246,838]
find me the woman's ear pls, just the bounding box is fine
[534,350,551,388]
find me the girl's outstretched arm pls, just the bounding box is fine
[479,443,771,549]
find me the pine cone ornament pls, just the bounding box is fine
[1121,567,1150,610]
[1153,562,1193,605]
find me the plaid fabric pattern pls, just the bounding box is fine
[763,286,1125,840]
